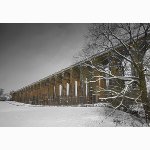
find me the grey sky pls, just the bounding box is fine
[0,23,89,93]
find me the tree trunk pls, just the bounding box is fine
[138,66,150,124]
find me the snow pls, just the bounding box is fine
[0,101,146,127]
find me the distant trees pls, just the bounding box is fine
[78,23,150,124]
[0,89,12,101]
[0,88,4,96]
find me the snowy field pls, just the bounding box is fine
[0,101,146,127]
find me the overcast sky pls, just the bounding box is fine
[0,23,89,93]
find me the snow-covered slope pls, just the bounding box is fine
[0,101,146,127]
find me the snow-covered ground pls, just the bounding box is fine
[0,101,146,127]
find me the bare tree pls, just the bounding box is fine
[79,23,150,124]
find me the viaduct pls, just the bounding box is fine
[11,48,126,106]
